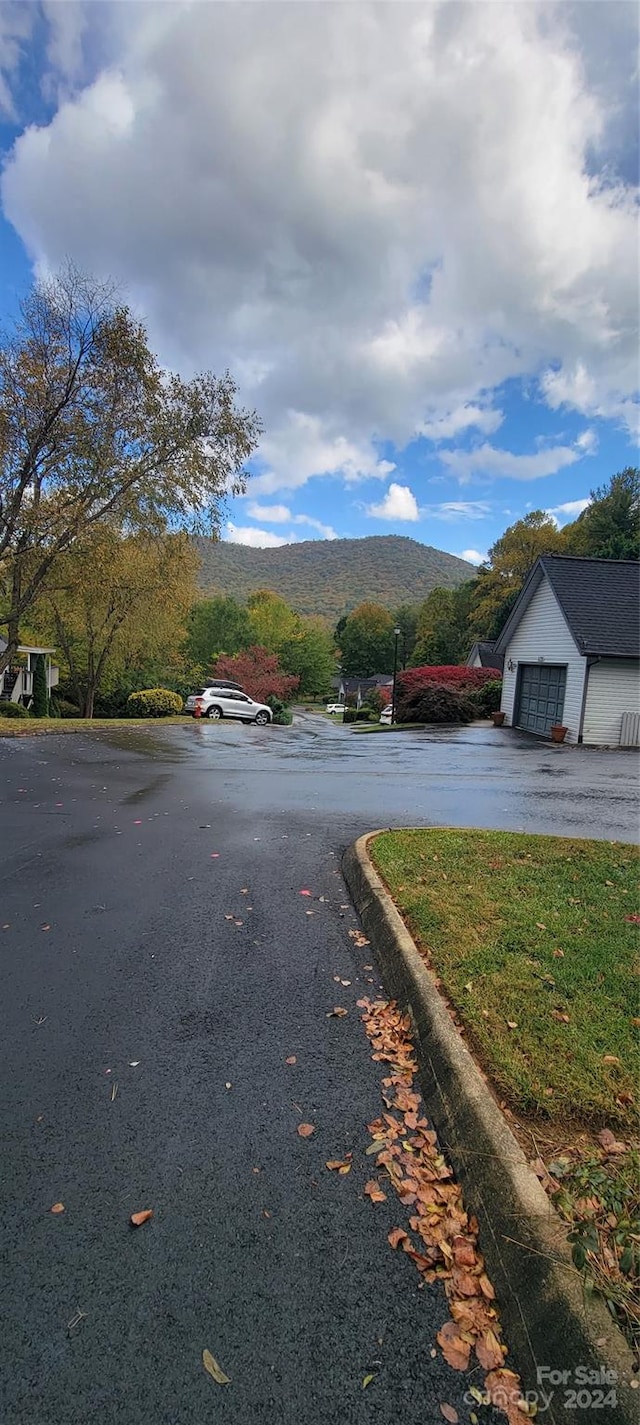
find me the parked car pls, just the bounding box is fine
[185,687,272,724]
[379,705,393,723]
[325,703,345,715]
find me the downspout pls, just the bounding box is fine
[578,656,600,743]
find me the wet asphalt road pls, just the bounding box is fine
[0,715,637,1425]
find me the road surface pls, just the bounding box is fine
[1,716,636,1424]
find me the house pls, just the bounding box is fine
[0,638,60,708]
[333,673,393,708]
[466,641,504,674]
[495,557,639,746]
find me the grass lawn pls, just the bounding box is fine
[0,716,193,737]
[369,828,639,1133]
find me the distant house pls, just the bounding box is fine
[0,638,59,708]
[332,673,393,708]
[495,557,639,746]
[466,641,504,674]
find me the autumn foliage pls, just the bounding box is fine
[212,645,299,705]
[398,665,502,695]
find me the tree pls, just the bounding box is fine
[32,652,48,717]
[338,602,396,675]
[471,512,565,638]
[411,581,476,666]
[246,590,300,652]
[392,604,420,666]
[279,619,337,696]
[37,528,198,717]
[564,468,639,560]
[185,596,252,666]
[0,263,261,674]
[212,646,299,704]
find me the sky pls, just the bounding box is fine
[0,1,638,566]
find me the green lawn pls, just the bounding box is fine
[369,829,639,1132]
[0,715,192,737]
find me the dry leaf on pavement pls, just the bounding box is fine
[49,1202,64,1214]
[202,1348,231,1385]
[387,1227,409,1249]
[130,1209,153,1227]
[437,1321,471,1372]
[326,1007,348,1018]
[285,1056,297,1065]
[364,1180,387,1203]
[326,1159,352,1173]
[440,1405,459,1423]
[297,1123,315,1138]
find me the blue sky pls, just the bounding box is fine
[0,1,637,566]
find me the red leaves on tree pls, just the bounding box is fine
[398,665,502,695]
[212,646,299,705]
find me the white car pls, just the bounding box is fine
[325,703,345,715]
[185,686,273,724]
[379,705,393,723]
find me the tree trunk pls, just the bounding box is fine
[82,686,95,719]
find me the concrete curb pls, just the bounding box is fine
[343,831,637,1425]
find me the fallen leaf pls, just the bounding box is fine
[299,890,312,897]
[387,1227,409,1249]
[340,979,351,986]
[437,1321,471,1372]
[327,1007,348,1018]
[475,1328,504,1370]
[111,1082,118,1102]
[129,1061,140,1067]
[440,1406,459,1424]
[624,913,640,924]
[598,1128,627,1154]
[364,1180,387,1203]
[551,1010,570,1023]
[362,1374,375,1389]
[49,1202,64,1214]
[202,1348,231,1385]
[535,923,546,930]
[506,1020,518,1030]
[326,1159,351,1173]
[297,1123,315,1138]
[130,1209,153,1227]
[285,1056,297,1065]
[41,924,51,932]
[602,1055,620,1065]
[552,948,565,957]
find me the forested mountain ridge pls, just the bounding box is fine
[193,535,472,618]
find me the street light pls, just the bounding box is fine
[391,627,401,725]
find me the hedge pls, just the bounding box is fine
[0,701,30,719]
[126,688,184,717]
[396,683,475,725]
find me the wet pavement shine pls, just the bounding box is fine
[0,715,637,1424]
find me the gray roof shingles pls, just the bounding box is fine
[540,556,639,658]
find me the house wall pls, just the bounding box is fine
[582,660,640,747]
[500,577,587,742]
[469,650,482,668]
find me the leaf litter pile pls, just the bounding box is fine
[357,996,528,1423]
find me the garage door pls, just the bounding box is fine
[515,664,567,736]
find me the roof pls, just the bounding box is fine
[466,641,504,672]
[340,673,393,692]
[0,637,56,655]
[496,556,640,659]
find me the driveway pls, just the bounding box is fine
[0,717,636,1425]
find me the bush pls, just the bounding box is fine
[355,708,375,722]
[342,707,358,723]
[126,688,184,717]
[51,697,81,719]
[0,701,30,718]
[266,695,293,726]
[399,665,502,697]
[396,683,475,725]
[467,679,503,717]
[32,654,49,717]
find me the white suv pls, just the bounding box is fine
[185,687,273,724]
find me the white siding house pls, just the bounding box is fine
[0,638,59,708]
[496,557,639,747]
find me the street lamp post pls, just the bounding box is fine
[391,627,401,725]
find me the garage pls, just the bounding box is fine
[515,664,567,736]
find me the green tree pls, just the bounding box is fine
[31,653,48,717]
[471,512,566,638]
[338,602,396,675]
[280,619,337,696]
[393,604,420,666]
[37,528,198,717]
[247,590,300,652]
[0,263,261,675]
[185,596,251,665]
[564,468,639,560]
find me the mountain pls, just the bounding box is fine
[193,535,473,619]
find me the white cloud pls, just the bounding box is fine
[440,442,583,484]
[420,404,504,441]
[545,497,592,527]
[246,501,337,539]
[460,549,487,566]
[367,482,419,521]
[0,1,32,118]
[1,2,638,489]
[225,524,294,548]
[426,501,491,522]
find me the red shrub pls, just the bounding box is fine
[398,665,502,697]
